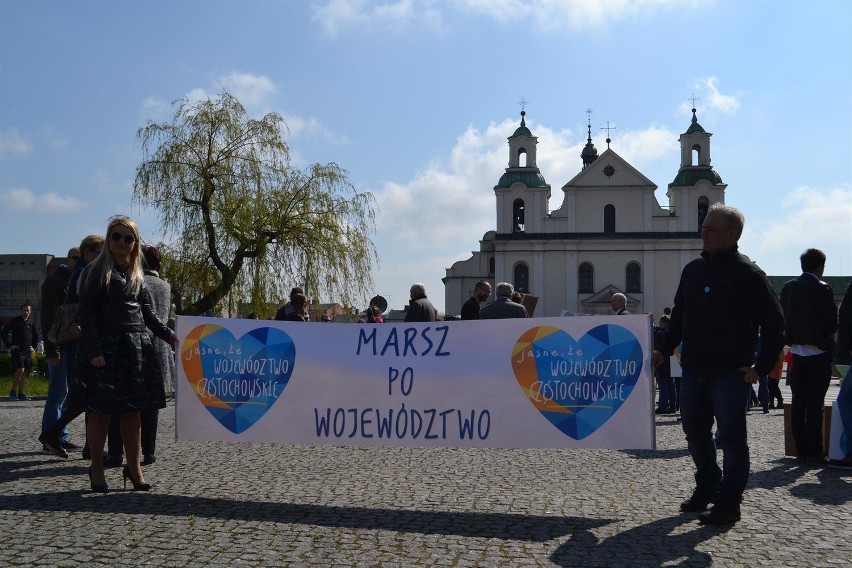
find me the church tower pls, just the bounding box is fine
[667,107,727,232]
[580,110,598,169]
[494,111,551,234]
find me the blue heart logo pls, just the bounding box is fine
[512,324,643,440]
[182,325,296,434]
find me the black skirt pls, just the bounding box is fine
[69,331,166,414]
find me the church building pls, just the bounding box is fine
[443,108,726,317]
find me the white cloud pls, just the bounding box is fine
[606,125,679,166]
[702,77,741,114]
[680,76,742,117]
[312,0,691,36]
[0,187,85,213]
[140,95,171,121]
[215,72,278,115]
[0,129,32,158]
[311,0,443,36]
[745,184,852,273]
[286,115,349,144]
[752,185,852,250]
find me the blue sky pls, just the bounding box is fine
[1,0,850,313]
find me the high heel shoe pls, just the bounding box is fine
[122,465,152,491]
[88,466,110,493]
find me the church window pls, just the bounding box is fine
[578,262,594,293]
[513,199,525,233]
[513,263,529,293]
[604,204,616,233]
[626,262,641,293]
[489,257,495,276]
[698,196,709,229]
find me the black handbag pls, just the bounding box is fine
[48,302,81,346]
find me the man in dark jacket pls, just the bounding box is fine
[404,283,438,322]
[480,282,528,319]
[2,301,39,401]
[780,248,837,466]
[40,248,79,449]
[460,281,491,320]
[653,203,784,525]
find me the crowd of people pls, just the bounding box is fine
[8,204,851,528]
[28,216,176,493]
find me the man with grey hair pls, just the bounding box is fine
[404,283,437,322]
[481,282,528,319]
[611,292,630,315]
[652,202,784,525]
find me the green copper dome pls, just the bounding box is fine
[668,167,723,187]
[496,170,548,188]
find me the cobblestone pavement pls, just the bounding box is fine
[1,398,849,567]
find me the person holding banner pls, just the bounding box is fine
[611,293,630,315]
[460,281,491,320]
[284,293,309,322]
[404,283,438,322]
[481,282,528,319]
[653,203,784,526]
[68,216,176,493]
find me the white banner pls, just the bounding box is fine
[175,315,655,449]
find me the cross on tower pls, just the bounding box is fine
[517,97,529,113]
[689,93,700,109]
[601,121,616,148]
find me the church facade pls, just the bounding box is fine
[443,108,726,317]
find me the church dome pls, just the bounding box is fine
[668,167,723,187]
[496,170,548,189]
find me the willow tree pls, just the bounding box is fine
[134,92,377,316]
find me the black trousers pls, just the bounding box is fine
[789,352,833,458]
[141,407,159,456]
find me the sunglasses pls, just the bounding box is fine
[111,232,136,244]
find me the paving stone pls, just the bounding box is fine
[1,399,850,565]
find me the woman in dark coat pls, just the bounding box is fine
[69,216,175,492]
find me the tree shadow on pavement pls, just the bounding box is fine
[549,514,720,567]
[0,491,614,543]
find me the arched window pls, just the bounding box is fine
[513,199,525,233]
[697,195,709,229]
[488,256,495,276]
[517,148,527,168]
[513,263,529,293]
[578,262,594,293]
[626,262,641,293]
[691,144,701,166]
[604,204,615,233]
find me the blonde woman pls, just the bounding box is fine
[69,216,176,492]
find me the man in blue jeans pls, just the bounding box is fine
[39,248,80,455]
[653,203,784,525]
